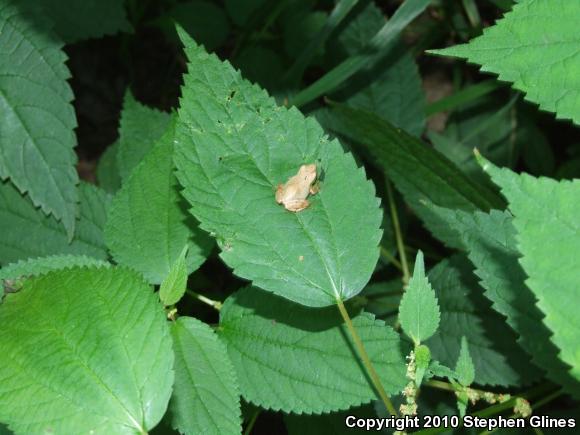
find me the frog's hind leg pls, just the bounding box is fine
[286,199,310,212]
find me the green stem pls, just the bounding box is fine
[380,246,403,271]
[478,390,562,435]
[415,384,557,435]
[243,409,260,435]
[186,290,222,311]
[335,297,397,416]
[386,180,410,284]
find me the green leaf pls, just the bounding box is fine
[430,0,580,124]
[0,181,110,265]
[0,266,174,434]
[399,251,440,344]
[426,205,580,396]
[290,0,430,107]
[21,0,130,42]
[165,1,230,51]
[106,128,213,285]
[170,316,241,435]
[96,141,122,193]
[174,32,382,307]
[415,344,431,387]
[428,360,457,383]
[328,103,504,248]
[159,246,189,306]
[330,2,426,137]
[0,254,108,281]
[482,159,580,384]
[218,287,406,414]
[426,255,542,387]
[428,96,518,180]
[117,93,172,180]
[0,2,79,239]
[455,337,475,386]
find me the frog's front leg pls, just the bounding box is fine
[284,199,310,212]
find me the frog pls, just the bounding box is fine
[275,163,318,212]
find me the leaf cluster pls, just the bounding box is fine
[0,0,578,433]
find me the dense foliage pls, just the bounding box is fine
[0,0,578,433]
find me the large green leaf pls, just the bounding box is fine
[117,93,172,180]
[330,1,426,137]
[170,317,241,435]
[482,160,580,383]
[328,103,504,248]
[0,181,109,265]
[430,0,580,124]
[0,266,174,434]
[0,2,78,239]
[427,205,580,396]
[426,256,542,387]
[174,31,382,307]
[20,0,130,42]
[106,127,213,284]
[218,287,406,413]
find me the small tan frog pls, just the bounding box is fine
[275,163,318,212]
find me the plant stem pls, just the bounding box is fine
[335,296,398,416]
[243,409,260,435]
[414,383,558,435]
[386,180,410,284]
[186,290,222,311]
[380,246,403,271]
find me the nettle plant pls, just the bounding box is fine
[0,0,578,434]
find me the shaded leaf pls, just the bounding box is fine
[426,255,542,387]
[218,287,407,414]
[0,1,78,238]
[482,159,580,384]
[284,404,376,435]
[96,141,122,193]
[328,103,504,248]
[170,316,241,435]
[164,1,229,51]
[427,205,580,396]
[0,266,174,434]
[20,0,130,42]
[117,93,172,180]
[330,2,426,136]
[106,127,213,284]
[0,181,109,265]
[290,0,430,107]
